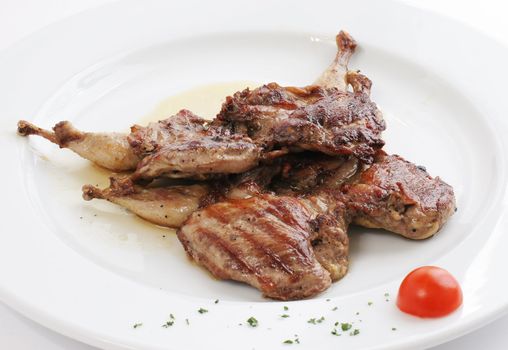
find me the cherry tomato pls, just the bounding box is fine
[397,266,462,318]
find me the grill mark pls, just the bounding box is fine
[233,224,295,275]
[188,218,275,290]
[211,197,316,268]
[256,198,316,266]
[206,204,295,275]
[263,196,310,232]
[238,218,314,283]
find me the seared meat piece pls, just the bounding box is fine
[127,109,209,157]
[177,193,348,300]
[17,120,139,171]
[132,135,262,180]
[128,109,263,180]
[216,82,384,163]
[340,151,456,239]
[82,177,212,228]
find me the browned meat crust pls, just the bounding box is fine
[216,83,385,163]
[127,109,209,157]
[177,194,349,300]
[340,151,456,239]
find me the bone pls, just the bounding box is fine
[314,30,357,90]
[18,120,139,171]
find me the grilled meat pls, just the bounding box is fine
[82,178,212,228]
[177,193,348,300]
[215,82,384,163]
[340,151,456,239]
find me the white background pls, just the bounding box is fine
[1,0,507,349]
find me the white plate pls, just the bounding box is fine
[1,0,508,349]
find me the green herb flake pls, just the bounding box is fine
[368,301,373,306]
[341,323,352,331]
[332,306,338,311]
[384,292,390,297]
[214,299,219,304]
[169,314,175,319]
[295,338,300,344]
[283,340,294,344]
[308,316,325,325]
[350,329,360,336]
[185,319,190,325]
[283,306,289,311]
[392,327,397,331]
[247,317,259,327]
[281,314,290,318]
[326,298,331,302]
[355,312,360,315]
[162,320,174,328]
[334,321,339,326]
[331,328,340,336]
[133,323,143,329]
[198,308,208,314]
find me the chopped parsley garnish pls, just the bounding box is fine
[247,317,258,327]
[355,312,360,315]
[162,320,174,328]
[341,323,352,331]
[331,328,340,336]
[281,314,290,318]
[350,329,360,336]
[308,316,324,324]
[368,301,373,306]
[384,292,390,297]
[326,298,331,302]
[198,308,208,314]
[283,306,289,311]
[161,314,175,328]
[214,299,219,304]
[283,335,299,344]
[334,321,339,326]
[186,318,190,325]
[392,327,397,331]
[332,306,338,311]
[133,323,143,329]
